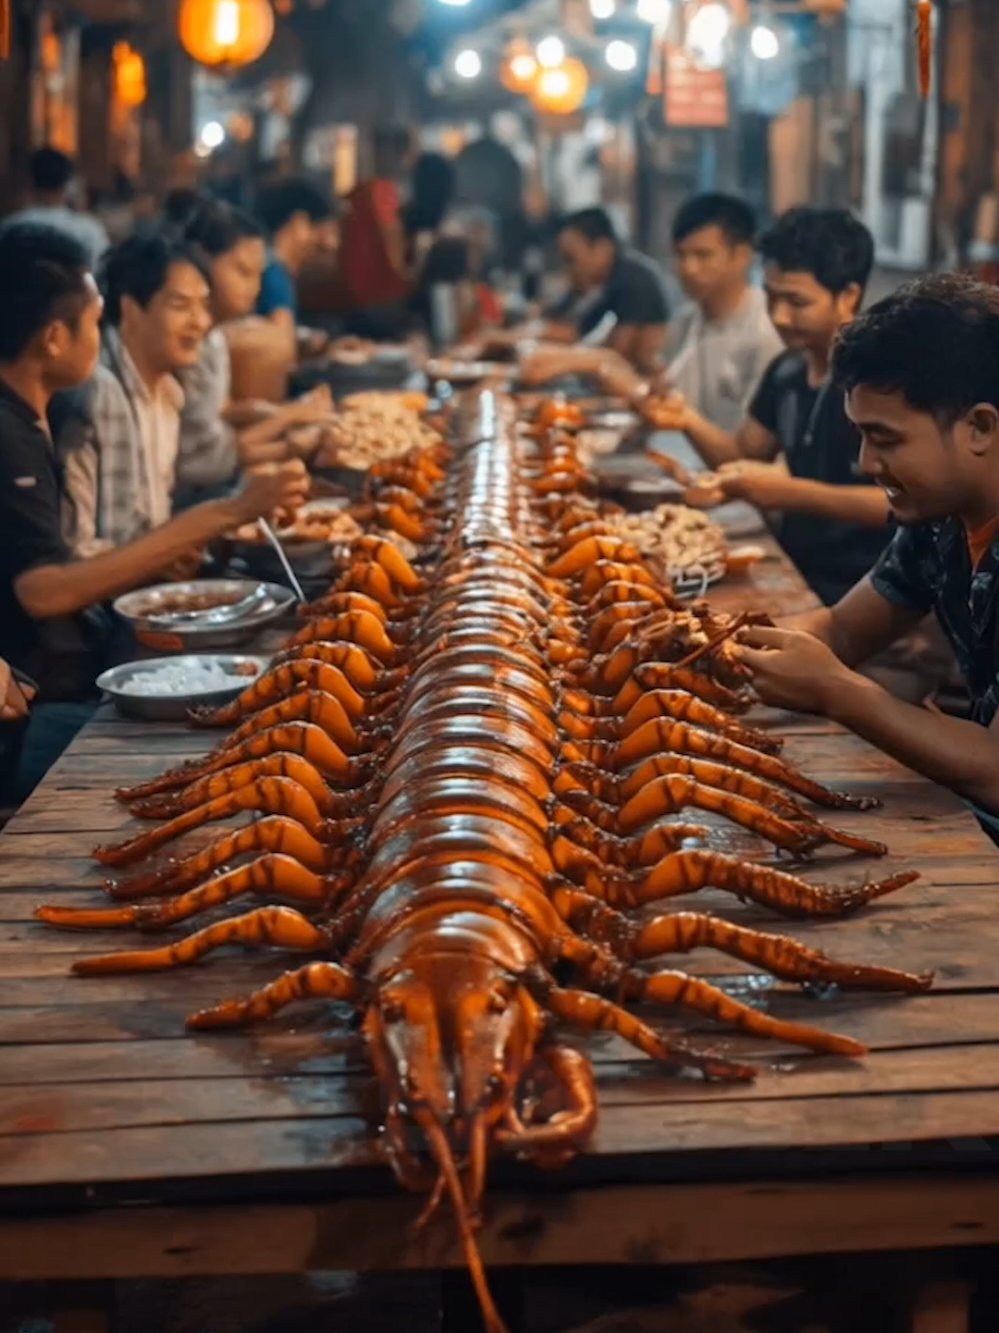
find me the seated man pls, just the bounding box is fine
[666,192,783,431]
[57,233,215,553]
[255,177,336,362]
[735,274,999,837]
[521,193,781,431]
[0,224,306,797]
[672,207,892,606]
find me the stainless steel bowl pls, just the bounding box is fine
[113,579,296,650]
[97,654,270,722]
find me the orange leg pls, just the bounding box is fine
[128,754,341,821]
[187,959,357,1029]
[72,905,331,976]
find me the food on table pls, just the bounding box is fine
[581,502,727,582]
[114,658,260,698]
[312,392,440,470]
[40,391,931,1333]
[683,470,727,507]
[131,588,248,617]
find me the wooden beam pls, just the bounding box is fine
[2,1174,999,1280]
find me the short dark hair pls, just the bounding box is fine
[832,273,999,425]
[101,234,209,327]
[0,224,90,361]
[758,206,874,295]
[558,207,617,246]
[256,178,333,236]
[162,188,204,232]
[673,192,756,247]
[30,146,75,194]
[183,199,264,256]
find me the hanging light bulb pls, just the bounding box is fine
[750,23,779,59]
[605,38,638,71]
[635,0,670,24]
[687,1,730,69]
[536,34,566,67]
[589,0,616,18]
[454,47,482,78]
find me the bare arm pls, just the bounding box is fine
[781,574,924,665]
[608,323,667,374]
[15,464,308,621]
[713,466,893,525]
[735,617,999,811]
[682,406,778,466]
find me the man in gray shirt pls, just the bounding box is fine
[666,193,782,431]
[3,148,109,271]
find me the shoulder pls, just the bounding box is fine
[257,259,295,313]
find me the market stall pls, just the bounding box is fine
[2,390,999,1332]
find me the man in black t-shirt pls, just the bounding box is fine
[672,207,892,604]
[550,208,669,371]
[0,224,308,800]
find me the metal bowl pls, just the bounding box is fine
[114,579,296,651]
[97,654,270,722]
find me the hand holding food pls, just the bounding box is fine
[710,459,799,510]
[640,389,690,431]
[232,460,310,526]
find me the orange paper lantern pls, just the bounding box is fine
[529,57,588,115]
[177,0,275,69]
[113,42,147,107]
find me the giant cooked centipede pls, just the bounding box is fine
[39,391,931,1333]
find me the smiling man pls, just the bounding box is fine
[673,207,892,604]
[735,274,999,830]
[57,233,214,554]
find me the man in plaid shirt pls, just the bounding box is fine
[56,233,214,556]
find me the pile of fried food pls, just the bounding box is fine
[311,391,440,471]
[39,388,930,1333]
[606,502,728,576]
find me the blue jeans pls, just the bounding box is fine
[6,701,98,805]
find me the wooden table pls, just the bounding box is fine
[2,507,999,1328]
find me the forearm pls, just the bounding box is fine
[777,479,891,526]
[825,670,999,811]
[16,498,239,619]
[682,408,741,466]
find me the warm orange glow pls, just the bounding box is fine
[177,0,275,69]
[529,56,588,115]
[113,42,147,107]
[500,40,538,93]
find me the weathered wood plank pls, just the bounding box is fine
[4,1173,999,1279]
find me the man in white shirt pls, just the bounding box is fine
[56,234,214,554]
[3,148,109,271]
[666,193,783,431]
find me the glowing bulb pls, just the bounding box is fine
[605,39,638,71]
[750,24,779,59]
[212,0,240,46]
[536,35,566,68]
[590,0,616,17]
[454,48,482,78]
[436,0,473,6]
[510,53,537,82]
[688,2,730,47]
[539,67,571,97]
[636,0,670,24]
[199,120,226,150]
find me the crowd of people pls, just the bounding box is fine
[3,139,999,836]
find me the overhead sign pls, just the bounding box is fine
[663,43,729,128]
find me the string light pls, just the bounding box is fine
[635,0,670,23]
[605,38,638,71]
[454,47,482,78]
[536,34,566,67]
[750,24,779,59]
[590,0,616,17]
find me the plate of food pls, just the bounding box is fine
[114,580,295,651]
[97,654,269,722]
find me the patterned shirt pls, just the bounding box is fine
[176,327,238,489]
[56,330,184,556]
[871,519,999,725]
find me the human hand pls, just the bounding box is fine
[519,347,591,386]
[641,389,690,431]
[0,659,34,721]
[288,384,334,425]
[158,549,206,582]
[230,460,310,525]
[731,626,849,714]
[714,460,799,509]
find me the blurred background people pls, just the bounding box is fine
[2,146,109,268]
